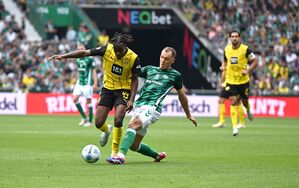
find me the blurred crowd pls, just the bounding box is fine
[181,0,299,95]
[0,1,103,93]
[1,0,299,95]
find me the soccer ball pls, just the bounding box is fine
[81,144,101,163]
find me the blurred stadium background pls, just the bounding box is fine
[0,0,299,187]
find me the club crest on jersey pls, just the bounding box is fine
[122,58,129,65]
[154,74,160,79]
[162,75,169,79]
[230,57,238,64]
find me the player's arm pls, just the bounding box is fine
[242,48,258,75]
[177,88,197,126]
[126,57,141,112]
[220,61,227,86]
[92,68,97,90]
[48,49,91,61]
[48,45,107,61]
[219,52,227,88]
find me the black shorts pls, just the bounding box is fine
[98,87,130,109]
[219,86,230,99]
[222,82,249,100]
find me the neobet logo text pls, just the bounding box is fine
[117,9,172,26]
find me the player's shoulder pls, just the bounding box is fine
[170,68,182,76]
[224,44,232,51]
[240,43,249,49]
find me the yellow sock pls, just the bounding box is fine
[238,105,245,125]
[99,122,108,132]
[219,103,226,124]
[112,127,122,154]
[230,105,239,128]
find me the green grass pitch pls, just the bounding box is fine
[0,115,298,188]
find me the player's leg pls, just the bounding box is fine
[111,104,127,156]
[73,84,87,126]
[95,105,113,146]
[229,95,240,136]
[239,82,253,121]
[237,100,246,128]
[96,88,114,146]
[110,89,131,156]
[106,106,163,164]
[213,97,227,128]
[82,85,93,127]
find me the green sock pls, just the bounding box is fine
[75,103,87,119]
[136,143,158,159]
[88,105,93,123]
[119,128,136,155]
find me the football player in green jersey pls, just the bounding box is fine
[106,47,197,164]
[72,43,97,127]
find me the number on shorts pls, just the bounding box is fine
[122,91,129,100]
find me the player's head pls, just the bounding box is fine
[159,47,176,70]
[77,43,86,50]
[111,32,134,59]
[229,31,240,46]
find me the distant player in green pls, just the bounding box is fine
[72,43,97,127]
[106,47,197,164]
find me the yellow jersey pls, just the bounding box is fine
[224,43,255,85]
[102,43,139,90]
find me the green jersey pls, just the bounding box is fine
[76,57,95,86]
[135,66,183,112]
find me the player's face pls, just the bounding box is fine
[159,50,174,70]
[230,33,240,46]
[77,44,85,50]
[113,43,127,59]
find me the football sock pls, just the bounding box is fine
[119,128,136,156]
[219,103,226,124]
[99,122,108,132]
[112,127,123,154]
[87,103,93,122]
[230,105,239,128]
[136,143,158,159]
[75,102,87,119]
[238,104,245,125]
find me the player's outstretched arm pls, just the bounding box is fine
[177,88,197,126]
[48,49,91,61]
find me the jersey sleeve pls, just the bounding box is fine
[131,57,141,75]
[139,66,151,78]
[90,45,107,56]
[174,73,183,90]
[224,51,227,62]
[245,48,256,60]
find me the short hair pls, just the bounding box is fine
[229,30,240,37]
[110,32,134,46]
[163,47,176,58]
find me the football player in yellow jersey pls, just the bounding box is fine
[49,32,141,156]
[212,63,246,129]
[221,31,257,136]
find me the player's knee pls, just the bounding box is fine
[95,118,105,129]
[73,98,79,103]
[130,144,139,151]
[128,118,142,130]
[114,118,123,128]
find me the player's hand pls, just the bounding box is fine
[241,69,249,75]
[125,101,133,113]
[48,55,63,61]
[187,116,197,127]
[219,66,225,71]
